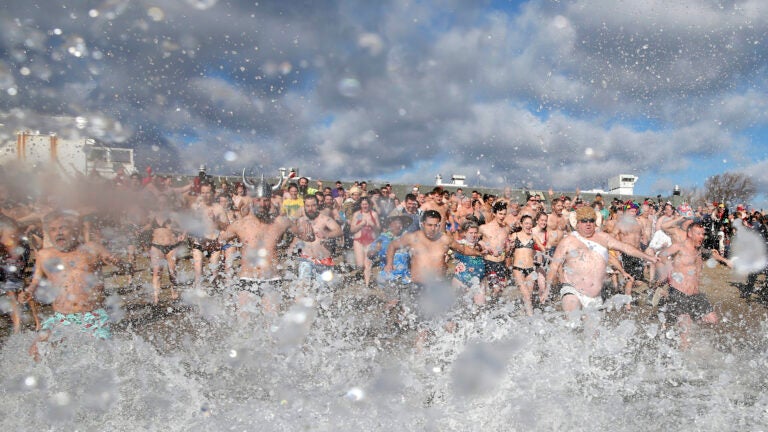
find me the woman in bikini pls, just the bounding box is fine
[508,214,546,316]
[146,196,186,304]
[350,197,380,286]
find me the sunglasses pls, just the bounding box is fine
[579,218,596,223]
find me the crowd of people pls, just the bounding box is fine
[0,164,762,357]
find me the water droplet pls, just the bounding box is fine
[321,270,334,282]
[229,349,238,358]
[24,376,38,388]
[224,151,238,162]
[345,387,365,401]
[147,6,165,21]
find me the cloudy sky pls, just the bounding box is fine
[1,0,767,200]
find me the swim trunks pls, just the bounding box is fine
[484,259,509,285]
[560,285,604,310]
[40,308,111,339]
[297,256,337,290]
[150,241,185,255]
[664,285,713,321]
[190,237,221,254]
[378,250,411,284]
[453,252,485,286]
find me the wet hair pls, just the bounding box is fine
[492,201,507,213]
[405,193,418,202]
[520,214,533,224]
[460,220,479,232]
[687,221,704,232]
[287,182,299,191]
[535,211,548,223]
[422,209,442,222]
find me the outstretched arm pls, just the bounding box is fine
[603,234,658,264]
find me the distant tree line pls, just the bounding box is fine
[684,172,756,207]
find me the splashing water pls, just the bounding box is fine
[729,228,768,276]
[2,276,768,431]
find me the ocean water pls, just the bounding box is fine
[2,276,768,431]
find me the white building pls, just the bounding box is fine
[0,131,135,178]
[608,174,638,195]
[435,174,466,187]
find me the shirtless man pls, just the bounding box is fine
[385,210,479,284]
[614,202,648,282]
[219,179,314,314]
[546,206,658,313]
[658,222,731,346]
[19,212,129,360]
[293,195,343,293]
[420,187,448,230]
[638,202,654,248]
[384,210,484,334]
[188,182,229,288]
[480,202,512,299]
[546,198,568,245]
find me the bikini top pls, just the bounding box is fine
[514,235,535,250]
[151,217,174,229]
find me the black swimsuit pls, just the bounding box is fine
[513,236,535,249]
[150,216,183,254]
[151,242,185,255]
